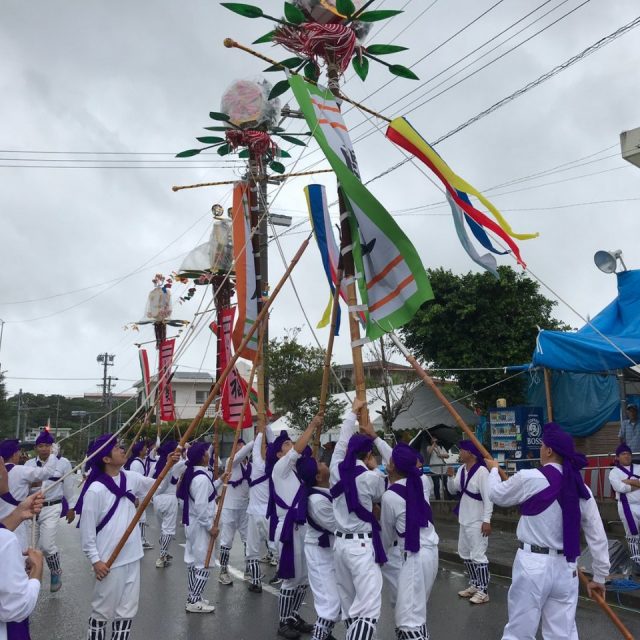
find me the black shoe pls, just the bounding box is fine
[247,582,262,593]
[277,623,301,639]
[291,615,314,634]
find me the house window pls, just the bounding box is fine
[195,390,206,404]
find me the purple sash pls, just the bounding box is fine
[273,474,307,579]
[229,462,252,489]
[181,470,216,526]
[7,620,30,640]
[615,463,640,536]
[388,483,433,551]
[1,465,20,507]
[249,474,268,487]
[331,466,387,565]
[453,463,483,517]
[307,489,333,548]
[94,472,137,534]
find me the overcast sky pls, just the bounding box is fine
[1,0,639,408]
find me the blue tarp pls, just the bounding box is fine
[532,269,640,373]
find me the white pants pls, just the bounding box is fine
[220,507,248,549]
[502,549,579,640]
[458,522,488,563]
[91,561,141,621]
[276,522,307,589]
[246,513,275,559]
[154,494,178,537]
[381,543,402,608]
[305,543,341,621]
[334,536,383,620]
[396,546,438,632]
[34,503,61,556]
[617,500,640,537]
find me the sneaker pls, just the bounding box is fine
[165,554,173,564]
[469,591,490,605]
[218,570,233,586]
[243,569,251,581]
[50,574,62,593]
[269,556,279,567]
[142,541,154,550]
[269,574,282,586]
[291,615,314,634]
[457,585,478,598]
[259,553,272,564]
[155,558,168,568]
[277,623,301,639]
[248,583,263,593]
[185,600,216,613]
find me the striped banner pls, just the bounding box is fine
[231,181,259,361]
[138,349,151,409]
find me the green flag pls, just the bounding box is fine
[288,75,433,341]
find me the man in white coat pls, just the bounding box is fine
[447,439,493,604]
[608,442,640,573]
[0,439,57,551]
[25,430,75,592]
[487,422,610,640]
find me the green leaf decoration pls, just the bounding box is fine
[217,143,231,156]
[196,136,224,144]
[269,160,286,174]
[264,56,305,72]
[352,56,369,81]
[253,30,276,44]
[389,64,419,80]
[269,79,290,100]
[271,126,286,133]
[176,149,202,158]
[209,111,230,121]
[277,134,307,146]
[277,149,292,158]
[366,44,408,55]
[203,126,229,131]
[220,3,264,18]
[238,149,250,158]
[336,0,356,17]
[357,9,403,22]
[283,2,306,25]
[304,60,319,81]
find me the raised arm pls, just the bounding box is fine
[230,440,254,467]
[487,465,527,507]
[331,399,364,472]
[294,415,323,454]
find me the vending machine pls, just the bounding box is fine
[489,405,543,463]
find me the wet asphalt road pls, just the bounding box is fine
[30,515,639,639]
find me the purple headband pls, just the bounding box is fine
[266,431,291,475]
[187,442,208,465]
[153,440,178,479]
[85,434,119,472]
[35,431,55,446]
[0,439,20,459]
[296,455,318,486]
[616,443,632,457]
[458,440,485,466]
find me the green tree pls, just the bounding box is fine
[400,266,570,409]
[268,329,346,432]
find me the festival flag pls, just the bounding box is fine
[231,181,259,361]
[385,117,538,268]
[138,348,152,409]
[289,75,433,341]
[219,308,253,429]
[304,184,344,333]
[158,339,176,422]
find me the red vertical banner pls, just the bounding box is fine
[218,308,252,429]
[159,338,176,421]
[138,349,151,408]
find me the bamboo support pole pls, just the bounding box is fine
[388,332,507,481]
[204,326,265,567]
[543,368,554,421]
[172,168,334,192]
[105,235,311,568]
[312,267,344,457]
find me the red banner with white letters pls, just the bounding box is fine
[159,338,176,421]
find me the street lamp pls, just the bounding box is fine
[593,249,627,274]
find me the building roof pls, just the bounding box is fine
[134,371,214,388]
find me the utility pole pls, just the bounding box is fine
[106,375,118,431]
[96,353,115,432]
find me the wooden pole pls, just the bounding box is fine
[312,267,344,456]
[105,235,311,568]
[204,325,265,567]
[388,332,508,481]
[212,399,221,479]
[578,570,634,640]
[543,367,554,421]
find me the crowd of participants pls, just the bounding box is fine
[2,398,639,640]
